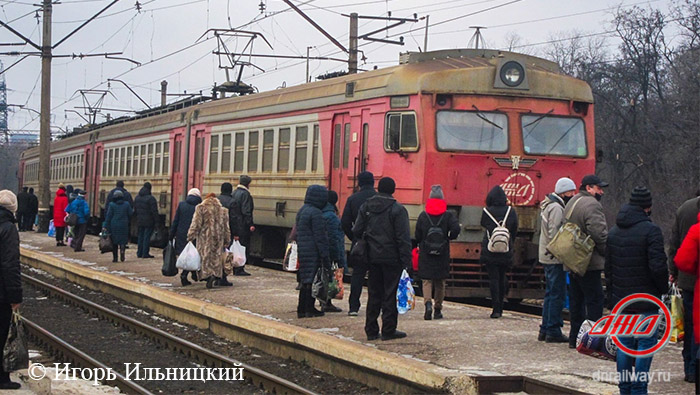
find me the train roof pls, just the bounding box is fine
[21,49,593,160]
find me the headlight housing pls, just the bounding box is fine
[500,61,525,87]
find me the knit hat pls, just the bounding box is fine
[629,186,652,208]
[555,177,576,194]
[378,177,396,195]
[188,188,201,197]
[239,175,252,186]
[357,171,374,187]
[58,183,65,189]
[143,182,152,190]
[113,190,124,199]
[429,185,444,199]
[328,190,339,205]
[221,182,233,194]
[0,190,18,213]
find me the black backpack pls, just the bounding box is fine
[421,214,447,256]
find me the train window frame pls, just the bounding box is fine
[221,134,232,173]
[333,124,341,168]
[384,111,419,153]
[133,146,140,176]
[312,124,320,172]
[147,143,154,175]
[140,144,147,176]
[262,129,274,173]
[342,123,351,169]
[294,125,308,172]
[154,143,162,176]
[248,130,259,173]
[278,127,291,173]
[519,114,588,158]
[435,110,509,153]
[162,142,170,175]
[209,135,220,174]
[234,132,245,173]
[126,147,132,176]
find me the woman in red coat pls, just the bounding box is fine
[53,185,69,246]
[675,211,700,347]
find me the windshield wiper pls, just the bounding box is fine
[523,108,554,129]
[471,105,502,130]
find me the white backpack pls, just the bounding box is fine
[483,206,512,253]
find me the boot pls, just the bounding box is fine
[180,272,191,287]
[120,246,126,262]
[206,276,216,289]
[217,275,233,286]
[112,248,118,263]
[424,301,433,320]
[322,300,342,313]
[433,307,443,320]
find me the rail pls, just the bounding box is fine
[22,273,318,395]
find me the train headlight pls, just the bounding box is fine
[500,61,525,87]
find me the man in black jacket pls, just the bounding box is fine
[606,187,668,395]
[230,175,254,276]
[353,177,411,341]
[26,188,38,231]
[15,187,29,231]
[106,181,134,208]
[668,192,699,383]
[341,171,376,316]
[216,182,234,286]
[133,182,159,259]
[0,190,22,389]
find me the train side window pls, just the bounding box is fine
[126,147,132,176]
[162,142,169,175]
[154,143,162,176]
[384,112,418,152]
[147,144,154,175]
[333,124,341,169]
[278,127,290,173]
[102,152,107,177]
[133,146,140,176]
[248,131,259,173]
[209,135,219,174]
[311,124,319,172]
[262,129,274,172]
[140,144,147,176]
[234,133,244,172]
[343,123,350,168]
[172,142,180,173]
[221,134,232,173]
[294,126,308,172]
[109,150,114,177]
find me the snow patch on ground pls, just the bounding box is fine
[108,271,136,276]
[150,282,173,287]
[227,306,282,322]
[20,243,40,250]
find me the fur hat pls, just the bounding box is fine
[58,183,65,189]
[555,177,576,194]
[629,186,652,208]
[378,177,396,195]
[0,190,18,213]
[429,185,444,199]
[187,188,201,197]
[239,175,252,186]
[357,171,374,187]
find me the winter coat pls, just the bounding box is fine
[187,197,230,280]
[53,189,69,227]
[16,191,29,214]
[479,186,519,267]
[105,197,133,246]
[415,198,460,279]
[668,196,699,291]
[133,187,159,228]
[322,202,346,268]
[230,186,254,238]
[65,196,90,225]
[674,212,700,343]
[538,193,566,264]
[28,193,38,216]
[295,185,330,284]
[170,195,202,255]
[563,190,608,272]
[0,207,21,304]
[352,193,412,268]
[605,204,668,312]
[218,193,235,241]
[106,187,134,208]
[341,185,377,240]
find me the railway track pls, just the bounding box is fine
[22,273,318,395]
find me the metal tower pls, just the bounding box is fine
[0,61,7,144]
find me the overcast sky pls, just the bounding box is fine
[0,0,673,135]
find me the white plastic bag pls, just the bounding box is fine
[230,240,247,268]
[283,242,298,271]
[176,242,201,272]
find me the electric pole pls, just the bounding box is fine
[349,13,358,74]
[37,0,52,233]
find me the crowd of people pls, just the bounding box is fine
[0,169,697,393]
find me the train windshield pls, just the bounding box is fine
[436,111,508,152]
[521,115,587,157]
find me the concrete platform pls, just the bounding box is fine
[18,232,694,394]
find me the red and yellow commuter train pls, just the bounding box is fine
[19,49,595,299]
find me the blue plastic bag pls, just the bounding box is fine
[396,269,415,314]
[47,220,55,237]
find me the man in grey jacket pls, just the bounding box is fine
[565,174,609,349]
[538,177,576,343]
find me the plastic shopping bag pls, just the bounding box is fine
[162,240,178,277]
[330,266,344,300]
[576,319,617,361]
[222,249,234,276]
[2,311,28,372]
[283,242,299,271]
[312,265,331,303]
[99,230,113,254]
[396,269,415,314]
[47,220,56,237]
[176,242,201,272]
[670,284,684,343]
[230,240,247,268]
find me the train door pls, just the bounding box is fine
[360,109,371,173]
[92,144,103,217]
[192,129,206,191]
[330,113,351,195]
[170,133,184,219]
[83,146,91,191]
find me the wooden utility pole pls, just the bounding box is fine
[424,15,429,51]
[37,0,52,232]
[349,13,358,74]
